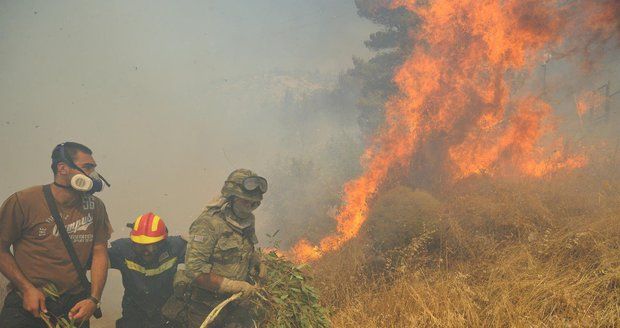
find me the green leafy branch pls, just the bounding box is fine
[250,251,331,328]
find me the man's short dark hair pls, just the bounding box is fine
[51,142,93,175]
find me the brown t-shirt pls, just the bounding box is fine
[0,185,113,295]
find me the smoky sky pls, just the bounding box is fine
[0,0,376,228]
[0,1,376,323]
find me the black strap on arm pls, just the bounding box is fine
[42,184,102,319]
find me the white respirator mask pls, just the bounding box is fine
[70,171,105,193]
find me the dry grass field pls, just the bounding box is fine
[312,163,620,327]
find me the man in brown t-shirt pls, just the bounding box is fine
[0,142,113,327]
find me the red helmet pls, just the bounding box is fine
[130,212,168,244]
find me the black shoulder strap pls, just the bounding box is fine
[42,185,102,318]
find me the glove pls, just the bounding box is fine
[218,278,258,295]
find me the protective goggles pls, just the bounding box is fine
[242,176,268,193]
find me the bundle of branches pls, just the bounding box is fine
[40,283,82,328]
[251,251,331,328]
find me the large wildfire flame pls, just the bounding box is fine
[291,0,618,263]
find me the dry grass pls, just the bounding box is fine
[312,168,620,327]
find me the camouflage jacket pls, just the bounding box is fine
[184,204,258,283]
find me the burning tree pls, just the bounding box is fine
[291,0,620,262]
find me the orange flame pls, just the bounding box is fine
[289,0,617,263]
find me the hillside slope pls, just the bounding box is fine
[313,169,620,327]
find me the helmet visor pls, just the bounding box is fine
[242,176,268,193]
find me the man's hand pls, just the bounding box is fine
[1,241,47,317]
[21,286,47,318]
[69,298,97,322]
[218,278,258,296]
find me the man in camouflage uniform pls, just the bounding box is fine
[173,169,267,328]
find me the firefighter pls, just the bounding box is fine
[108,212,187,328]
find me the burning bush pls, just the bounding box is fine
[366,185,442,251]
[312,170,620,327]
